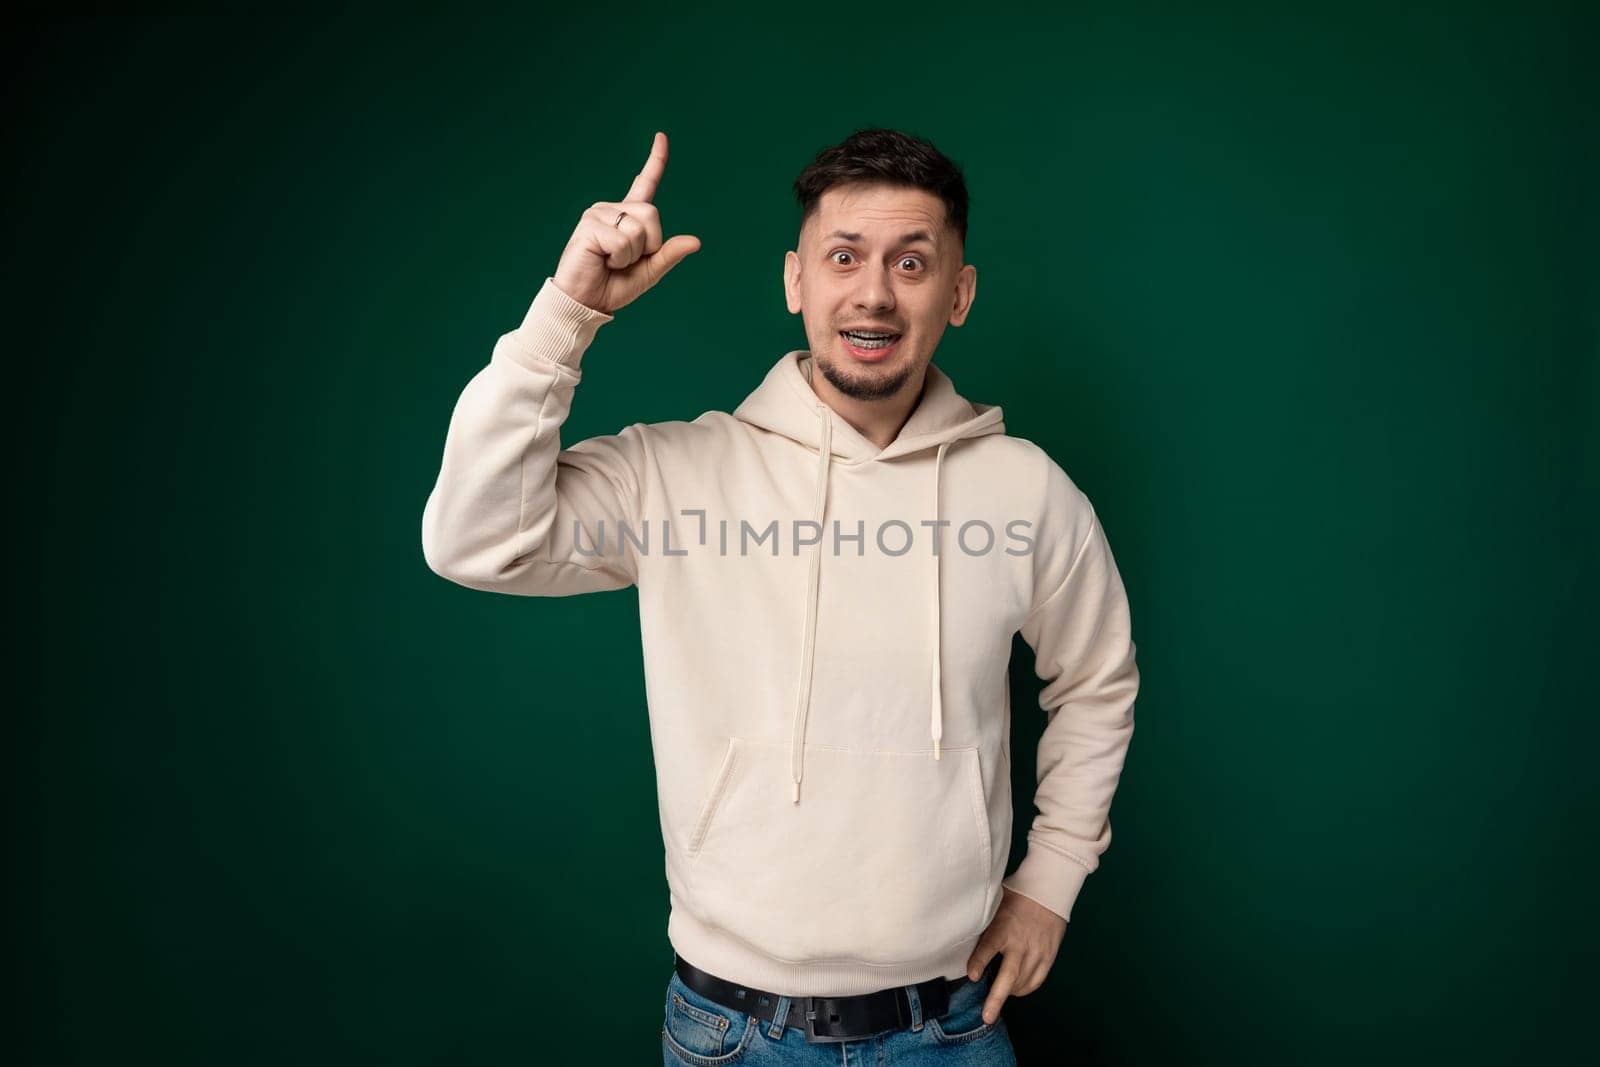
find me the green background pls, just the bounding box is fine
[11,5,1594,1064]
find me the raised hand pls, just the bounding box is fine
[551,131,702,315]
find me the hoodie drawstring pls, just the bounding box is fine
[788,411,958,802]
[790,403,832,803]
[930,440,950,761]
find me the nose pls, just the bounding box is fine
[852,264,896,315]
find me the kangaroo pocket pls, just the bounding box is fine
[683,736,993,965]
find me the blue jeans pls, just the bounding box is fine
[661,956,1018,1065]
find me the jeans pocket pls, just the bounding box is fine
[928,968,1004,1047]
[662,972,754,1065]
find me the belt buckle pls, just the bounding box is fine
[801,997,855,1044]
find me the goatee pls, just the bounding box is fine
[815,348,917,401]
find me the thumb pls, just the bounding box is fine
[643,234,701,281]
[966,943,999,982]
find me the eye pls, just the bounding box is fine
[829,251,924,271]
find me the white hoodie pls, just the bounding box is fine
[421,277,1141,996]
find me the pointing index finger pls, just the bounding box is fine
[625,131,668,204]
[983,957,1017,1025]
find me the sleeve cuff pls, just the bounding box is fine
[1001,845,1094,923]
[506,277,616,372]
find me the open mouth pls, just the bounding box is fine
[839,330,903,360]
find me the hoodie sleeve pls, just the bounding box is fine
[1001,464,1140,923]
[421,277,646,596]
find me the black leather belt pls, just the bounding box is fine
[674,953,975,1044]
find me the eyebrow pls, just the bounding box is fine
[824,229,936,247]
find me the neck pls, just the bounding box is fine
[806,359,929,450]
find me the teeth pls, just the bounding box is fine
[844,333,896,349]
[843,330,899,350]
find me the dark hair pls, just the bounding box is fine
[792,127,970,249]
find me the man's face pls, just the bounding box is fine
[784,182,976,403]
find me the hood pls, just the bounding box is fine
[733,350,1007,804]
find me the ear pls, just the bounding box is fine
[948,263,977,327]
[783,250,803,315]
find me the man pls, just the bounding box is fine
[421,127,1140,1062]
